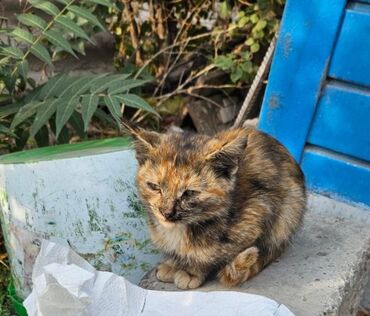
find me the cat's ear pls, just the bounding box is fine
[121,121,161,164]
[205,129,248,178]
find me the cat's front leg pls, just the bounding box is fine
[174,269,206,290]
[218,246,260,287]
[156,260,178,283]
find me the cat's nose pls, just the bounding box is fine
[161,208,176,220]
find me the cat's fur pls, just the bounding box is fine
[130,127,306,289]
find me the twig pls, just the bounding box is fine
[134,26,237,79]
[233,34,277,128]
[122,0,143,66]
[156,64,216,106]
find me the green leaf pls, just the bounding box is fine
[81,94,99,131]
[69,111,86,138]
[30,43,53,66]
[39,74,69,99]
[230,67,243,83]
[87,0,113,7]
[34,125,49,147]
[91,74,130,93]
[11,101,42,129]
[0,103,22,118]
[29,0,60,16]
[108,79,149,95]
[0,46,24,59]
[55,16,91,41]
[44,29,77,57]
[11,28,34,44]
[0,124,17,137]
[245,38,255,46]
[255,20,267,31]
[18,60,29,81]
[116,94,158,115]
[251,43,260,53]
[29,99,58,138]
[250,14,259,24]
[103,94,121,122]
[55,76,90,136]
[94,107,117,126]
[68,5,105,31]
[213,55,234,70]
[16,13,47,29]
[219,1,231,20]
[238,16,249,28]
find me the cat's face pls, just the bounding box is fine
[131,129,248,227]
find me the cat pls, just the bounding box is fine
[129,126,306,289]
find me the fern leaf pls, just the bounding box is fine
[10,101,42,129]
[55,76,93,136]
[81,94,99,131]
[29,1,60,16]
[30,43,53,67]
[39,74,69,99]
[16,13,47,30]
[17,60,29,80]
[69,111,86,138]
[0,47,24,59]
[0,124,17,137]
[87,0,113,7]
[44,29,77,57]
[103,95,121,122]
[91,74,131,93]
[108,79,150,95]
[11,28,34,44]
[115,94,158,115]
[29,99,59,138]
[55,15,91,42]
[68,5,105,31]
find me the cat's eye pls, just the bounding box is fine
[147,182,160,191]
[181,190,199,199]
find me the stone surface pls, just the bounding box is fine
[139,194,370,316]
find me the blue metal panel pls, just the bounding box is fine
[258,0,347,161]
[329,3,370,88]
[302,146,370,207]
[308,82,370,161]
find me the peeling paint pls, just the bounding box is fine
[0,148,160,299]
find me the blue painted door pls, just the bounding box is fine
[258,0,370,207]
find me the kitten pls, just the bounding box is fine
[130,126,306,289]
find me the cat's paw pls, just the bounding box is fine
[174,270,203,289]
[219,246,259,287]
[156,262,176,283]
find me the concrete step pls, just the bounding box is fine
[139,193,370,316]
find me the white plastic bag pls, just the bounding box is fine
[24,240,294,316]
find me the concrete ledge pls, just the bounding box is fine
[139,194,370,316]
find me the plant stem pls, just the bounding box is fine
[11,0,77,78]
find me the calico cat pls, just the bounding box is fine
[130,126,306,289]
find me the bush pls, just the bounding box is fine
[0,0,157,153]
